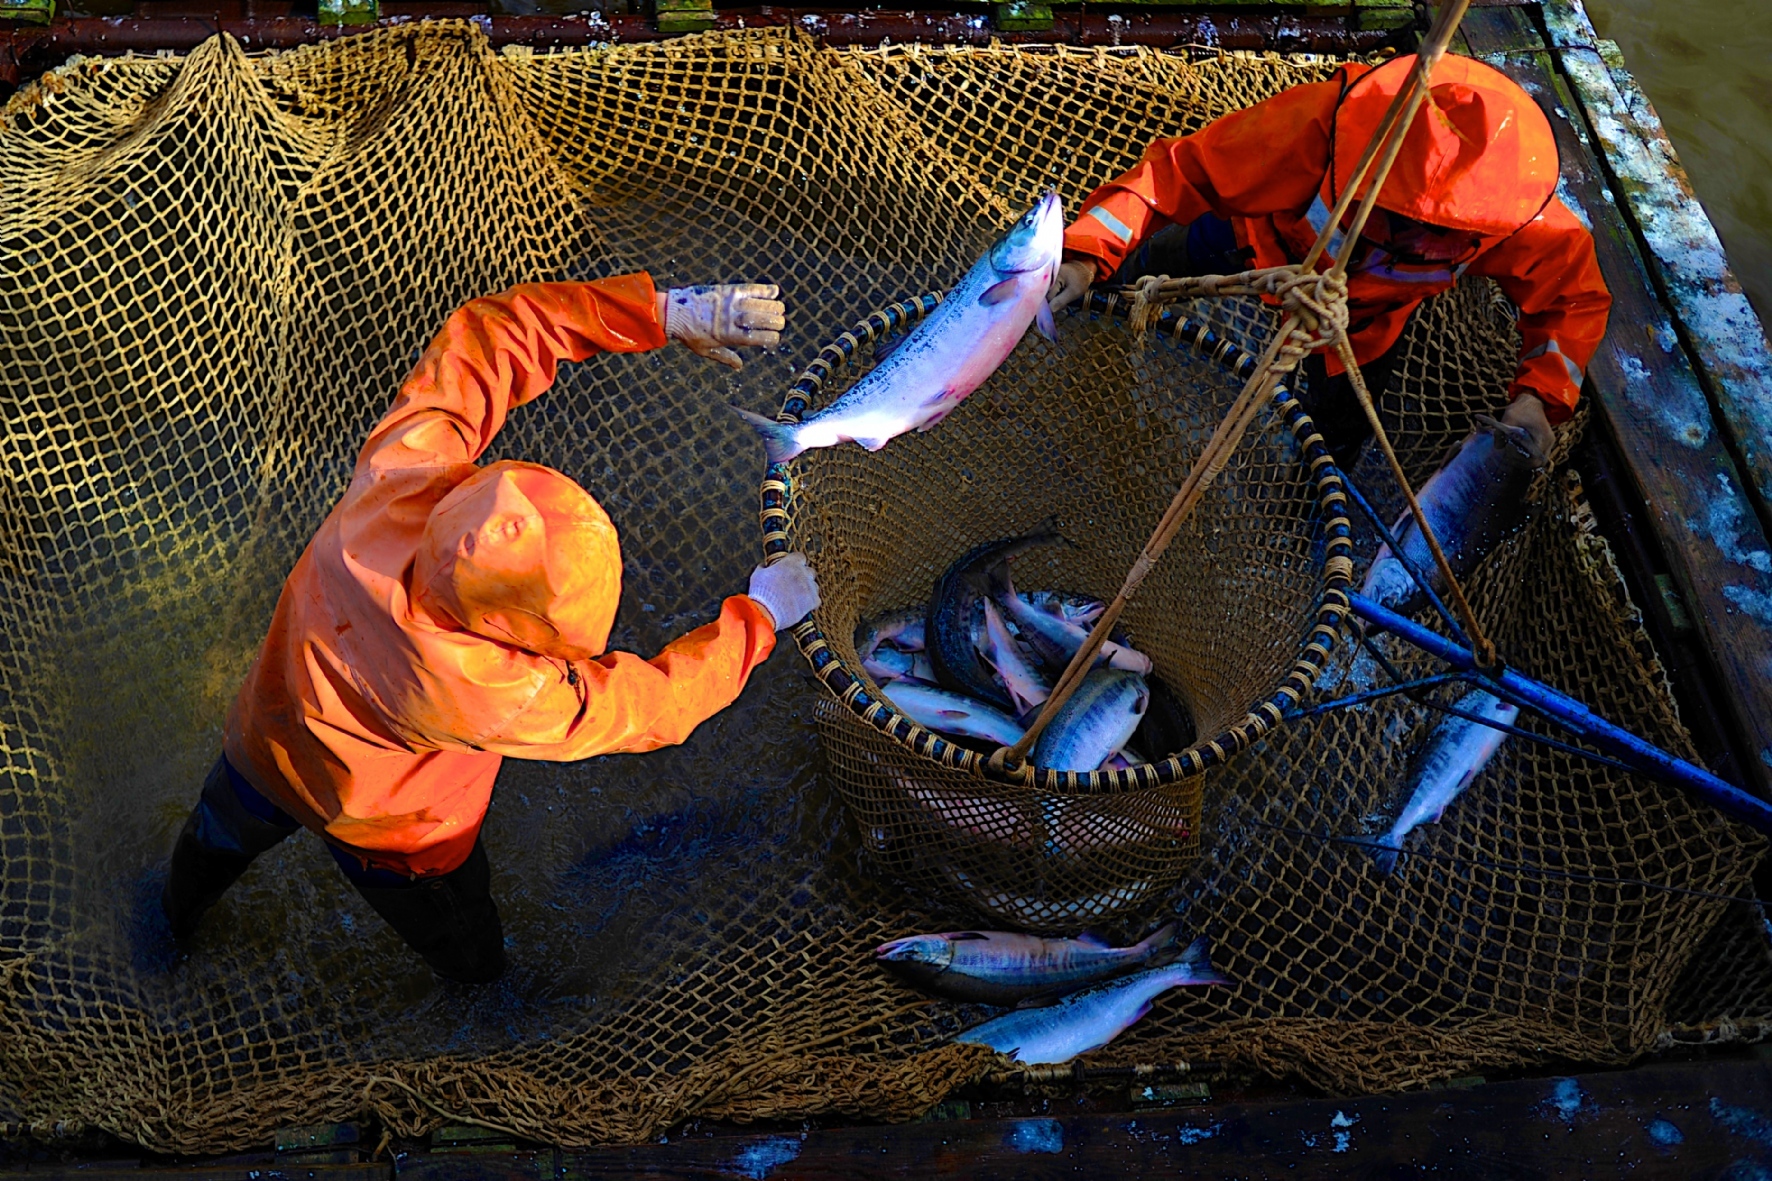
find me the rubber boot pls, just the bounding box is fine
[347,840,507,984]
[162,757,298,948]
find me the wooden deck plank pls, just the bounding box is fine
[1461,7,1772,796]
[379,1059,1772,1179]
[1540,0,1772,528]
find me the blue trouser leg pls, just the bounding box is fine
[164,754,506,981]
[162,756,298,945]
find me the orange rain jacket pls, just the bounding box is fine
[224,276,777,877]
[1063,55,1611,422]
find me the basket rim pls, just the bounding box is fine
[757,289,1354,793]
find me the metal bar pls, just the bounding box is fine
[0,11,1397,84]
[1340,473,1468,643]
[1351,591,1772,835]
[1289,670,1470,717]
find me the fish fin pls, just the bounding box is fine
[1373,837,1402,876]
[873,333,905,361]
[1139,921,1182,964]
[729,405,805,464]
[856,434,895,451]
[949,931,989,942]
[1188,969,1233,987]
[936,709,969,720]
[979,277,1020,306]
[1035,298,1058,341]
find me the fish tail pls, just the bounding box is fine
[729,406,806,464]
[1140,921,1182,965]
[1175,935,1230,985]
[1372,834,1403,876]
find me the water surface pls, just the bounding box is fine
[1586,0,1772,327]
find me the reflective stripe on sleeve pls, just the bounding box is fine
[1084,205,1136,245]
[1524,338,1585,389]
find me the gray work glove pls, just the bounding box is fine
[747,552,821,630]
[1046,258,1097,315]
[665,283,786,370]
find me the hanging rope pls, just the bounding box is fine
[991,0,1491,776]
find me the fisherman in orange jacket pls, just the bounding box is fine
[163,276,816,983]
[1048,53,1611,476]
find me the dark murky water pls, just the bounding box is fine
[1586,0,1772,327]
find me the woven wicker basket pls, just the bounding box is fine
[758,291,1353,929]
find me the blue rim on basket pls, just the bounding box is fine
[757,290,1354,792]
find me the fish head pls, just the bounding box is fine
[989,190,1065,279]
[875,934,955,972]
[1474,413,1548,470]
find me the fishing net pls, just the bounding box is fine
[0,23,1762,1154]
[766,289,1350,930]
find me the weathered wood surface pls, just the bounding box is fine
[384,1059,1772,1180]
[1462,7,1772,797]
[1539,4,1772,523]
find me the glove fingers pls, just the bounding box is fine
[734,299,786,332]
[704,345,744,370]
[727,283,780,301]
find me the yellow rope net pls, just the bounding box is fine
[0,23,1760,1154]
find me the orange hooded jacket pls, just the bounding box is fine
[223,275,777,877]
[1062,55,1611,422]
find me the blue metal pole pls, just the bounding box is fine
[1349,591,1772,836]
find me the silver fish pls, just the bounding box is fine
[955,937,1229,1064]
[856,609,925,662]
[865,648,937,685]
[876,923,1179,1005]
[978,597,1050,717]
[734,193,1064,463]
[988,562,1151,676]
[881,681,1027,747]
[1362,416,1545,616]
[1370,688,1518,874]
[1032,670,1149,773]
[929,527,1060,711]
[1026,591,1105,624]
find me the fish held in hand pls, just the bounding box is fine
[1362,415,1546,617]
[1032,669,1149,773]
[928,526,1062,711]
[988,561,1151,676]
[1370,688,1517,875]
[881,681,1028,747]
[733,192,1065,463]
[955,936,1229,1064]
[876,923,1180,1005]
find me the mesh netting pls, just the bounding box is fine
[0,24,1763,1154]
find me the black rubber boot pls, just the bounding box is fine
[348,839,507,984]
[162,757,298,947]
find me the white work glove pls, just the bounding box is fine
[747,552,821,630]
[1046,258,1097,315]
[664,283,785,370]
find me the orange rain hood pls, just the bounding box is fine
[412,460,622,661]
[1332,53,1560,237]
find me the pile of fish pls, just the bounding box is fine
[856,527,1195,772]
[876,925,1230,1064]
